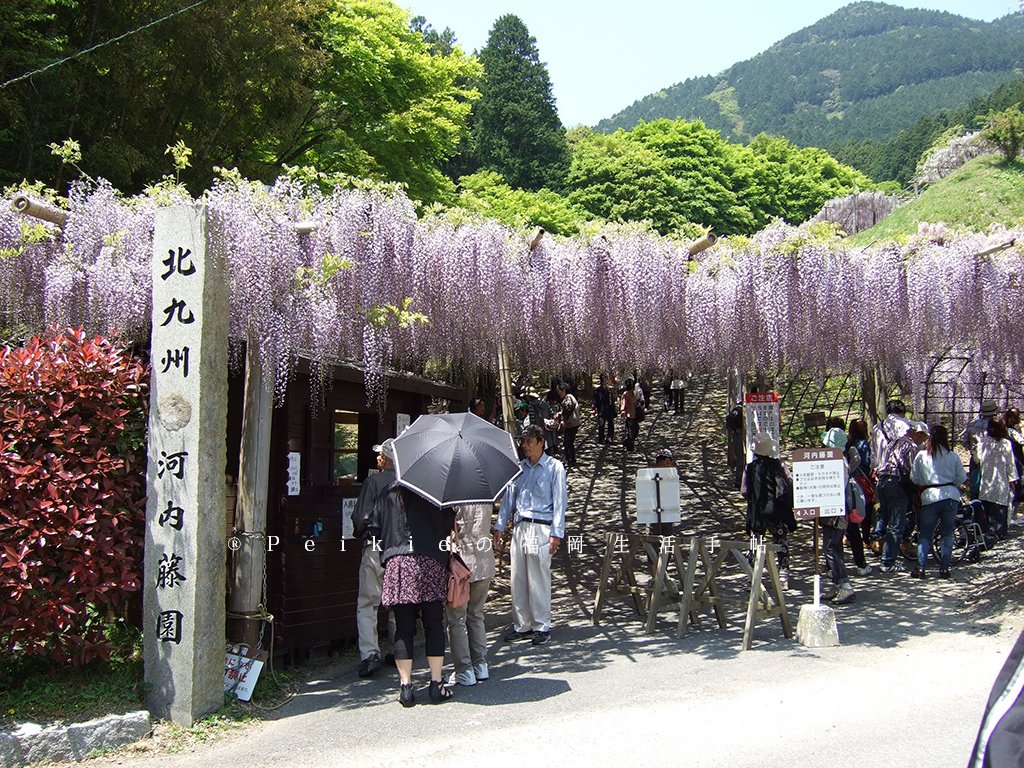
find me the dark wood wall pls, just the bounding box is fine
[263,374,437,656]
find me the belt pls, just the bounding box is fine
[518,515,552,525]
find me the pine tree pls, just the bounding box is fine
[472,14,569,191]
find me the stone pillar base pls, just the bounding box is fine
[796,603,840,647]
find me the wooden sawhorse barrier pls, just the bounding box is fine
[592,532,697,633]
[678,537,793,650]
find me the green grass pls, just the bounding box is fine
[0,655,146,727]
[848,154,1024,245]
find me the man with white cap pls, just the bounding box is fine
[352,438,396,677]
[876,421,929,573]
[961,399,999,500]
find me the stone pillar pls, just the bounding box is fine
[143,205,228,726]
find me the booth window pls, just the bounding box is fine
[332,410,359,482]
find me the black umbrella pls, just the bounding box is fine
[392,412,521,507]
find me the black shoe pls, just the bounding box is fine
[939,569,952,579]
[911,568,926,579]
[428,679,453,703]
[399,683,415,707]
[503,628,533,642]
[531,631,551,646]
[358,652,382,678]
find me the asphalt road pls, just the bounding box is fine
[105,577,1020,768]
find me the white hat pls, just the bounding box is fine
[372,438,395,461]
[751,431,779,457]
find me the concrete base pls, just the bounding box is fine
[796,603,840,647]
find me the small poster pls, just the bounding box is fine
[224,647,267,701]
[286,451,301,496]
[341,497,357,539]
[792,447,846,520]
[744,391,781,464]
[396,412,411,435]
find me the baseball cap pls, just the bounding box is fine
[372,438,395,461]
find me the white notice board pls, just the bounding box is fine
[744,392,781,464]
[792,447,846,520]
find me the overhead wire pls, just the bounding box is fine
[0,0,214,91]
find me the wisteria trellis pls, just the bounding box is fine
[2,177,1022,409]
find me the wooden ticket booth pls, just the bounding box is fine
[226,358,466,662]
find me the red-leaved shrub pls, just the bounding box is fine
[0,328,148,664]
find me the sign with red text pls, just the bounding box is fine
[744,391,781,463]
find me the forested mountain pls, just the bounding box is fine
[598,2,1024,156]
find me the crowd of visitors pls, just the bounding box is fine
[351,374,1021,707]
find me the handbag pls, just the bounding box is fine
[447,553,471,609]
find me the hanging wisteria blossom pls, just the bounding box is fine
[2,177,1023,407]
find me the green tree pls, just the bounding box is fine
[283,0,481,203]
[451,170,589,235]
[0,0,480,202]
[982,105,1024,162]
[471,14,569,192]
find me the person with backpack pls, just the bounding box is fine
[848,417,877,566]
[740,432,797,590]
[869,399,913,543]
[875,421,928,573]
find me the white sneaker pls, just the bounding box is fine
[472,661,489,681]
[857,565,873,576]
[447,669,477,687]
[821,583,839,601]
[832,584,856,605]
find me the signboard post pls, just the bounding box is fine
[744,392,780,464]
[792,446,846,605]
[791,446,845,648]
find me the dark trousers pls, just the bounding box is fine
[623,417,637,451]
[563,426,579,467]
[670,389,683,413]
[845,519,867,568]
[598,414,615,443]
[392,600,445,659]
[822,525,849,584]
[982,500,1009,537]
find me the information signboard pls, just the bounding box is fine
[791,447,846,520]
[744,391,781,464]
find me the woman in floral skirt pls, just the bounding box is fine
[377,484,456,706]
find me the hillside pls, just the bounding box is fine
[598,2,1024,154]
[847,153,1024,244]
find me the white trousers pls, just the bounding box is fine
[445,577,492,673]
[510,521,553,633]
[356,542,394,660]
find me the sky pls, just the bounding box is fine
[400,0,1023,127]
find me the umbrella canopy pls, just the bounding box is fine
[392,412,521,507]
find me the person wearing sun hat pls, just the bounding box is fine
[740,431,796,588]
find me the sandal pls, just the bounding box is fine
[399,683,416,708]
[428,679,453,703]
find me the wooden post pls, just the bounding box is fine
[228,332,273,648]
[497,342,516,436]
